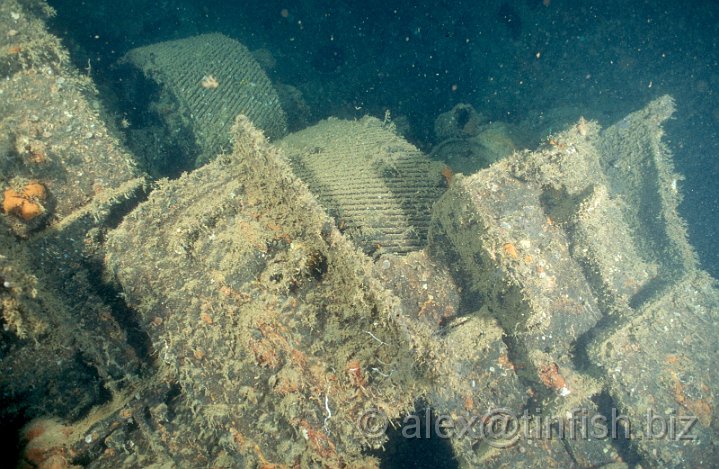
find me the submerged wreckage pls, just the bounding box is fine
[1,2,717,467]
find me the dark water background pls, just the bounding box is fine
[45,0,719,466]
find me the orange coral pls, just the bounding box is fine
[498,353,516,371]
[346,359,366,387]
[463,394,474,411]
[441,166,454,185]
[200,311,213,325]
[2,181,47,221]
[21,418,73,468]
[298,420,337,460]
[23,182,46,199]
[502,242,518,259]
[539,363,566,391]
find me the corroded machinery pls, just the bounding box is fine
[278,117,447,255]
[118,33,287,172]
[2,2,718,468]
[429,96,717,467]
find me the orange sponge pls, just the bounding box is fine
[2,181,47,221]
